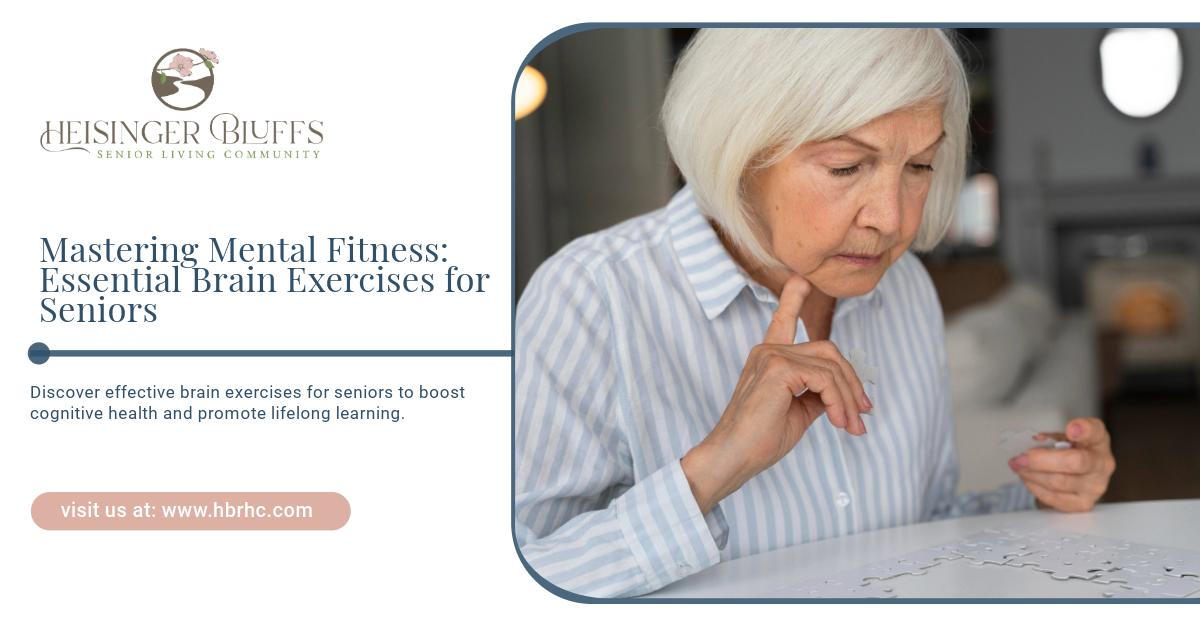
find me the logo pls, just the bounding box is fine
[151,48,219,111]
[41,46,324,159]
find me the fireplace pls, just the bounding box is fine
[1003,177,1200,381]
[1087,256,1200,369]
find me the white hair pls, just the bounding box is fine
[662,28,970,265]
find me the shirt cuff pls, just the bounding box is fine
[706,504,730,550]
[615,458,722,591]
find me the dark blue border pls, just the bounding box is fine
[508,22,1200,605]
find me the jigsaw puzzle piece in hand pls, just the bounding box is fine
[999,428,1069,452]
[847,348,878,414]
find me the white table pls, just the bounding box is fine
[645,499,1200,598]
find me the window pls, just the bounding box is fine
[946,173,999,248]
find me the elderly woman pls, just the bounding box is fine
[514,28,1115,598]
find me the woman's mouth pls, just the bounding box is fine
[834,253,882,267]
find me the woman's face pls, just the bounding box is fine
[745,104,946,298]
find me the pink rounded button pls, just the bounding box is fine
[32,492,350,530]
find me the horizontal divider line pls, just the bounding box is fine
[27,343,510,363]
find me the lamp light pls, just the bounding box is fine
[515,66,547,120]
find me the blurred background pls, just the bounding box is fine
[515,28,1200,502]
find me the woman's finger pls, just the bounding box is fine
[778,341,869,429]
[799,355,863,435]
[1018,477,1092,513]
[1016,469,1083,494]
[758,352,840,426]
[1019,447,1092,475]
[811,340,871,415]
[1019,476,1059,505]
[1065,417,1109,448]
[763,274,811,345]
[817,355,865,435]
[786,360,849,430]
[794,389,827,428]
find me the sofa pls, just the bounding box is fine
[944,282,1100,493]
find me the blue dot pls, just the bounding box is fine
[29,342,50,365]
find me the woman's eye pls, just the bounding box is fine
[828,165,861,177]
[910,163,935,173]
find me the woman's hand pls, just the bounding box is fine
[681,274,871,514]
[1009,418,1116,512]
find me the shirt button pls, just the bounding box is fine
[676,563,693,578]
[835,491,851,508]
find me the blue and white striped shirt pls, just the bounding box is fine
[514,186,1035,598]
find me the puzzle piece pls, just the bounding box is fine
[1104,576,1200,598]
[1010,546,1120,580]
[1004,555,1042,568]
[1107,553,1155,571]
[1163,563,1200,579]
[847,348,878,383]
[860,558,931,580]
[1143,553,1200,578]
[1102,586,1155,598]
[1076,535,1132,552]
[761,525,1200,599]
[960,544,1016,566]
[764,572,898,598]
[1115,571,1200,597]
[774,557,934,597]
[764,579,897,598]
[846,348,877,414]
[999,428,1070,452]
[1091,572,1130,585]
[1045,561,1107,582]
[899,547,965,567]
[933,537,1001,564]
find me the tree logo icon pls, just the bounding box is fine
[151,48,220,111]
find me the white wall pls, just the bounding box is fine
[994,28,1200,185]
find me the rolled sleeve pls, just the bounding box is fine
[616,459,722,591]
[515,253,723,598]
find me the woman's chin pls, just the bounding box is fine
[809,265,888,299]
[806,248,904,298]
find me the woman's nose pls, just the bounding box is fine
[855,168,904,235]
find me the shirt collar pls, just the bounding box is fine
[667,187,749,320]
[667,185,884,321]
